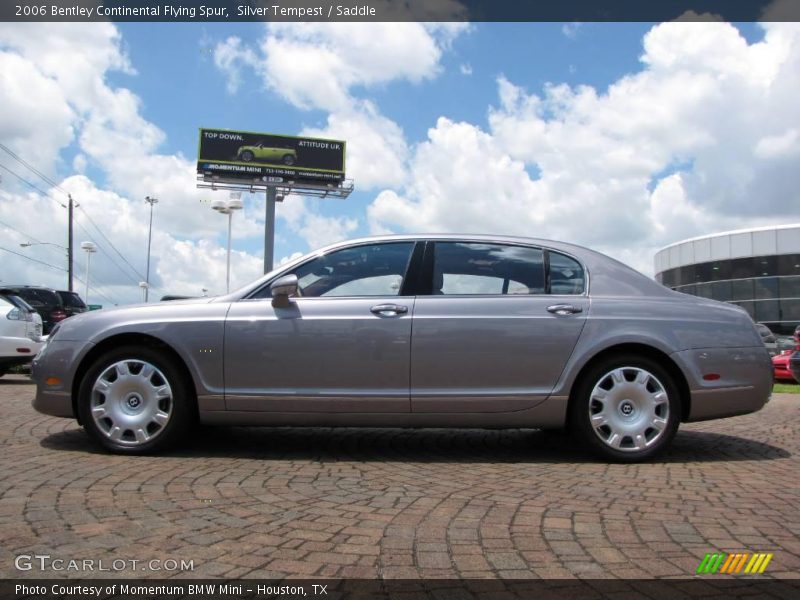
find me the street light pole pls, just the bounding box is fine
[211,193,243,293]
[80,241,97,304]
[144,196,158,302]
[68,194,74,292]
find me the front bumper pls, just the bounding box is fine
[672,346,773,422]
[31,339,92,419]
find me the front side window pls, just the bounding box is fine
[433,242,545,295]
[288,242,415,298]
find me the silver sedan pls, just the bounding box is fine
[32,234,772,461]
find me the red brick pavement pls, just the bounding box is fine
[1,375,798,579]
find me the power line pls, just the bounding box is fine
[0,163,66,207]
[1,244,121,306]
[1,150,165,295]
[0,160,158,292]
[0,217,46,246]
[76,205,148,282]
[0,143,68,195]
[0,246,66,272]
[72,274,119,306]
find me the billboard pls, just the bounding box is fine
[197,128,346,185]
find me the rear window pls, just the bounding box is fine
[58,291,86,308]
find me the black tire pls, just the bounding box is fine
[282,154,295,166]
[569,354,680,462]
[240,150,254,162]
[77,345,195,455]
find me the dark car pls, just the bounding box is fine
[0,285,66,334]
[56,290,88,318]
[788,325,800,384]
[755,323,777,356]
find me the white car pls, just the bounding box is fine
[0,295,44,377]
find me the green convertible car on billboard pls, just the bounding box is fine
[236,142,297,165]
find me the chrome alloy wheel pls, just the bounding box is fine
[90,359,173,446]
[588,366,670,452]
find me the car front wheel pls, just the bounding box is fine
[240,150,254,162]
[570,355,680,462]
[77,346,194,454]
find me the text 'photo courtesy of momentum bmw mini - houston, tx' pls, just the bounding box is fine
[31,234,773,462]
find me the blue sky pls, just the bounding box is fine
[113,22,659,263]
[0,21,797,304]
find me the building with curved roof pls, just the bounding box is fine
[654,224,800,335]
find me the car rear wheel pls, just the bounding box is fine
[282,154,295,165]
[77,346,194,454]
[240,150,254,162]
[570,355,680,462]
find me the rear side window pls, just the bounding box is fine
[58,292,86,308]
[549,252,585,295]
[433,243,546,295]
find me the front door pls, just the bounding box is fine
[224,241,418,413]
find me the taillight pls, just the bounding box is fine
[50,309,67,322]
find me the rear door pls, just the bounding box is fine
[410,241,588,413]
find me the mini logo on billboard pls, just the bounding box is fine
[696,552,773,574]
[198,128,345,185]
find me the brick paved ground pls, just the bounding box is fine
[1,375,798,580]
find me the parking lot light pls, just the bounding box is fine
[80,241,97,304]
[211,194,244,293]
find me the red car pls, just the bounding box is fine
[773,350,796,382]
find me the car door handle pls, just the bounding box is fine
[547,304,583,316]
[370,304,408,316]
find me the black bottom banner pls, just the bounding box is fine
[4,579,800,600]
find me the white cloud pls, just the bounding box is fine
[212,35,258,94]
[562,23,582,40]
[213,22,468,194]
[249,22,467,112]
[369,22,800,276]
[0,24,271,303]
[0,51,75,173]
[277,197,357,251]
[301,101,409,189]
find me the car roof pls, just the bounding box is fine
[0,284,59,292]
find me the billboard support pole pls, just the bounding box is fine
[264,186,276,274]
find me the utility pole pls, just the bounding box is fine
[144,196,158,302]
[67,194,74,292]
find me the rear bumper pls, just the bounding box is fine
[672,346,773,422]
[0,336,43,369]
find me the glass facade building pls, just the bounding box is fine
[654,225,800,335]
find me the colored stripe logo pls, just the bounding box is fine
[697,552,773,574]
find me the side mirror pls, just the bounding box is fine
[270,274,298,307]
